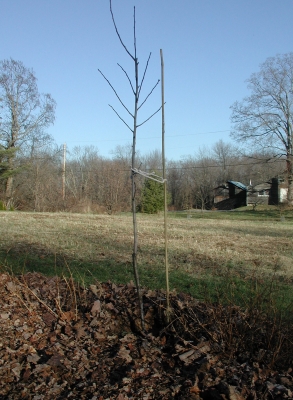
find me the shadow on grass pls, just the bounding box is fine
[1,243,293,321]
[0,244,205,295]
[0,245,134,287]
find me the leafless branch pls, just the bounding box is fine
[138,79,160,111]
[138,52,151,98]
[136,104,164,128]
[118,63,135,95]
[98,69,134,118]
[109,0,134,61]
[133,6,137,59]
[108,104,133,132]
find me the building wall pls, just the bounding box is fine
[247,193,269,205]
[280,188,288,203]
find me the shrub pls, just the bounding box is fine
[139,177,165,214]
[0,200,14,211]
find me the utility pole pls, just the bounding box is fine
[62,143,66,201]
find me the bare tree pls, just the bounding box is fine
[0,58,56,207]
[12,145,61,211]
[212,140,239,184]
[140,149,162,172]
[99,1,161,330]
[230,53,293,205]
[166,160,181,209]
[183,149,216,210]
[173,159,195,210]
[111,144,133,165]
[66,146,100,202]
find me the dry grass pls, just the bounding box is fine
[0,210,292,282]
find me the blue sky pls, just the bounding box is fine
[1,0,293,160]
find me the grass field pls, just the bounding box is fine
[1,207,293,312]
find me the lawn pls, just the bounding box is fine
[1,208,293,312]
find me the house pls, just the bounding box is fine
[247,182,271,206]
[214,181,247,210]
[214,177,288,210]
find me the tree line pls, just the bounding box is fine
[0,141,284,213]
[1,52,292,212]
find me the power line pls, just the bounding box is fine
[56,129,231,144]
[64,158,285,173]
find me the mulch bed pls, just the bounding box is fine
[0,272,293,399]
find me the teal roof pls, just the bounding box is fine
[227,181,247,191]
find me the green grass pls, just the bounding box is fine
[4,247,292,319]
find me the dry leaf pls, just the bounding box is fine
[118,346,132,364]
[94,332,106,341]
[179,349,195,361]
[11,363,22,378]
[91,300,101,316]
[23,368,31,381]
[229,385,246,400]
[61,311,75,322]
[42,312,56,327]
[6,281,17,293]
[27,353,40,364]
[89,284,99,295]
[76,326,86,339]
[190,385,201,394]
[47,353,64,367]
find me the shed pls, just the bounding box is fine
[214,181,247,210]
[214,176,289,210]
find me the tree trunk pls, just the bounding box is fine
[286,149,293,204]
[5,175,13,202]
[131,57,145,331]
[5,153,15,206]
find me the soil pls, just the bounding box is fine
[1,272,293,399]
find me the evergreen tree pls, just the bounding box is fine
[139,177,165,214]
[0,146,18,181]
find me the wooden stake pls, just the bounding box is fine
[62,143,66,201]
[160,49,170,321]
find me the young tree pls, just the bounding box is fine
[99,1,161,329]
[0,58,56,206]
[230,53,293,205]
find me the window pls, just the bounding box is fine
[258,190,269,196]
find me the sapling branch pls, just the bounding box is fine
[138,79,161,110]
[137,104,163,128]
[98,69,134,118]
[108,105,133,132]
[109,0,134,60]
[118,63,135,95]
[138,52,152,98]
[133,7,137,57]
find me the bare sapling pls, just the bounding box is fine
[99,0,161,330]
